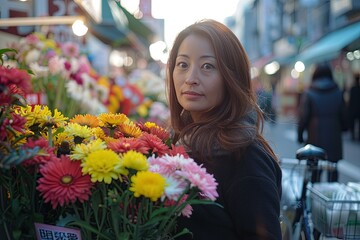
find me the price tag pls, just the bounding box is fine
[34,223,81,240]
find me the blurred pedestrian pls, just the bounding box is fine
[297,63,347,182]
[348,74,360,141]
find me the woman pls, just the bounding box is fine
[297,63,347,182]
[166,19,282,240]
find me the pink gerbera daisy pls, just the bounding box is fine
[37,155,93,209]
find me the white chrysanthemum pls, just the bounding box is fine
[3,60,19,69]
[29,62,49,78]
[70,57,80,74]
[162,175,188,201]
[66,81,83,101]
[25,49,41,64]
[48,56,65,75]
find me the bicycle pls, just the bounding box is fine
[280,144,330,240]
[280,144,360,240]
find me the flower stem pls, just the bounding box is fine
[47,126,53,147]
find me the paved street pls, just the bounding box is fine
[263,117,360,183]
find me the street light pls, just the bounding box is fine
[294,61,305,73]
[264,61,280,75]
[72,19,88,37]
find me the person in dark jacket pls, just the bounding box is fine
[166,19,282,240]
[297,63,347,182]
[348,74,360,141]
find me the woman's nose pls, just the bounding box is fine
[185,67,199,85]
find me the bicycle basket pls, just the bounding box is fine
[309,183,360,239]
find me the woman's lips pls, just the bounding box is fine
[182,91,203,100]
[182,91,202,96]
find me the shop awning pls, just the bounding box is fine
[271,54,296,66]
[87,0,154,50]
[297,20,360,65]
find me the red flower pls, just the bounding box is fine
[21,138,57,167]
[0,112,27,141]
[167,144,189,158]
[139,132,169,156]
[107,137,148,154]
[0,66,32,105]
[0,66,32,93]
[37,155,93,209]
[136,122,170,142]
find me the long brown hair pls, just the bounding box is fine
[166,19,277,161]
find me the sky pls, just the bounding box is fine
[150,0,241,47]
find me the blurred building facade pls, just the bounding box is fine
[0,0,163,77]
[231,0,360,117]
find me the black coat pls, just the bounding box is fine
[297,77,346,162]
[177,142,282,240]
[349,84,360,118]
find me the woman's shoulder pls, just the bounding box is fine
[237,141,281,179]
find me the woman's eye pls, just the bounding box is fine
[203,63,215,70]
[176,62,188,69]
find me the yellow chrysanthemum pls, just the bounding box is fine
[53,132,74,149]
[144,122,157,129]
[64,123,92,140]
[17,105,52,127]
[119,123,142,138]
[92,127,106,140]
[98,113,130,128]
[82,149,127,184]
[70,114,100,128]
[130,171,166,201]
[43,39,58,51]
[108,95,121,113]
[16,105,67,129]
[97,76,110,88]
[34,32,46,40]
[122,150,148,171]
[103,136,118,145]
[112,85,124,100]
[71,139,107,161]
[137,104,148,117]
[39,108,68,127]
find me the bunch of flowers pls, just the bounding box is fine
[7,33,123,117]
[0,49,219,239]
[128,69,170,127]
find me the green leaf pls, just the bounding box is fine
[12,229,22,240]
[67,219,112,240]
[0,48,17,65]
[56,213,78,227]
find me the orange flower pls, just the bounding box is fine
[70,114,100,128]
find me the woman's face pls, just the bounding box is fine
[173,34,224,122]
